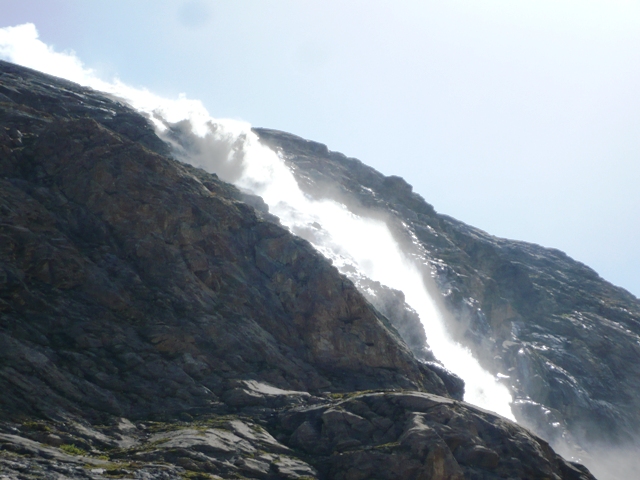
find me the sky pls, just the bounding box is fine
[1,0,639,297]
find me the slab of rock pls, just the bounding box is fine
[222,380,312,409]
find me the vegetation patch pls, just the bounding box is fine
[144,421,188,433]
[373,441,400,450]
[330,389,396,401]
[104,467,133,479]
[60,444,87,456]
[22,421,51,432]
[180,471,219,479]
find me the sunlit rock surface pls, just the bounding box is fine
[0,60,597,478]
[255,126,640,472]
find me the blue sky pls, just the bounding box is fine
[2,0,639,297]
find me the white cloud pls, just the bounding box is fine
[0,23,96,86]
[0,22,242,137]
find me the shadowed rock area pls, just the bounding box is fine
[0,60,595,478]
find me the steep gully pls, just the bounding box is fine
[0,59,627,478]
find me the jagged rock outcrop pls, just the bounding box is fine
[255,126,640,462]
[0,60,596,478]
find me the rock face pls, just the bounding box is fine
[0,60,455,416]
[0,60,597,478]
[254,127,640,462]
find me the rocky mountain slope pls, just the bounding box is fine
[254,127,640,468]
[0,59,599,479]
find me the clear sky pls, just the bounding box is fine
[2,0,639,297]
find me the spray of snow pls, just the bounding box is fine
[180,125,515,419]
[0,22,514,419]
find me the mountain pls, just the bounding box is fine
[252,128,640,472]
[0,59,616,479]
